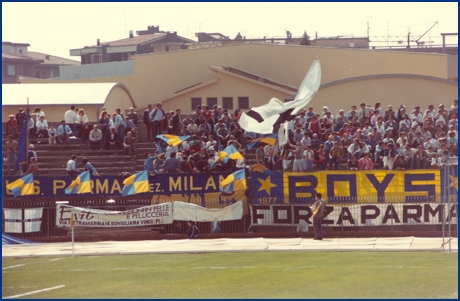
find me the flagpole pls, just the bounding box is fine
[70,213,75,257]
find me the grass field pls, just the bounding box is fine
[2,251,458,299]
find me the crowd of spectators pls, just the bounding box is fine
[142,100,458,173]
[4,99,458,176]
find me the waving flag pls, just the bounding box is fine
[220,169,246,193]
[156,134,191,147]
[14,106,30,174]
[6,173,34,198]
[239,58,321,134]
[247,133,278,150]
[65,171,91,194]
[122,170,150,196]
[217,144,244,162]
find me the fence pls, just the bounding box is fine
[2,197,457,241]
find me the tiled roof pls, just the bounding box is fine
[27,51,80,65]
[2,51,43,62]
[95,33,167,47]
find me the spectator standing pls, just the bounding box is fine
[291,141,305,172]
[162,152,180,173]
[171,109,182,135]
[81,157,100,175]
[143,104,153,142]
[311,193,325,240]
[255,143,265,166]
[4,135,18,175]
[5,115,18,137]
[150,103,166,141]
[98,111,110,137]
[126,107,139,125]
[64,105,77,131]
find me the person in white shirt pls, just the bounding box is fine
[36,115,49,138]
[88,125,103,150]
[66,155,79,176]
[206,135,217,150]
[165,145,178,159]
[303,145,315,171]
[64,105,77,131]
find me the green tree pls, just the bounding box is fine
[299,31,311,46]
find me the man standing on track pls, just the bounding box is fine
[311,193,325,240]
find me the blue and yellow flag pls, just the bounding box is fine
[247,133,278,150]
[122,170,150,196]
[65,171,92,194]
[220,169,247,193]
[156,134,191,147]
[6,173,34,198]
[217,144,244,162]
[14,106,29,174]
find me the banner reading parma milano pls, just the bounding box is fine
[3,172,246,210]
[251,169,457,204]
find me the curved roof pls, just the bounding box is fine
[2,83,135,106]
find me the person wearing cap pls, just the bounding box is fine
[36,115,49,138]
[5,114,18,137]
[81,157,100,176]
[321,106,332,118]
[26,143,38,165]
[24,157,39,175]
[126,107,139,125]
[15,108,26,129]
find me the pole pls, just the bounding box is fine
[70,213,75,257]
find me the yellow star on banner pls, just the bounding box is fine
[258,175,277,195]
[448,175,458,191]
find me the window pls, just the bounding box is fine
[207,97,217,108]
[222,97,233,110]
[91,54,101,64]
[238,97,249,109]
[191,98,202,111]
[6,64,16,76]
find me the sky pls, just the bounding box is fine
[2,2,458,61]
